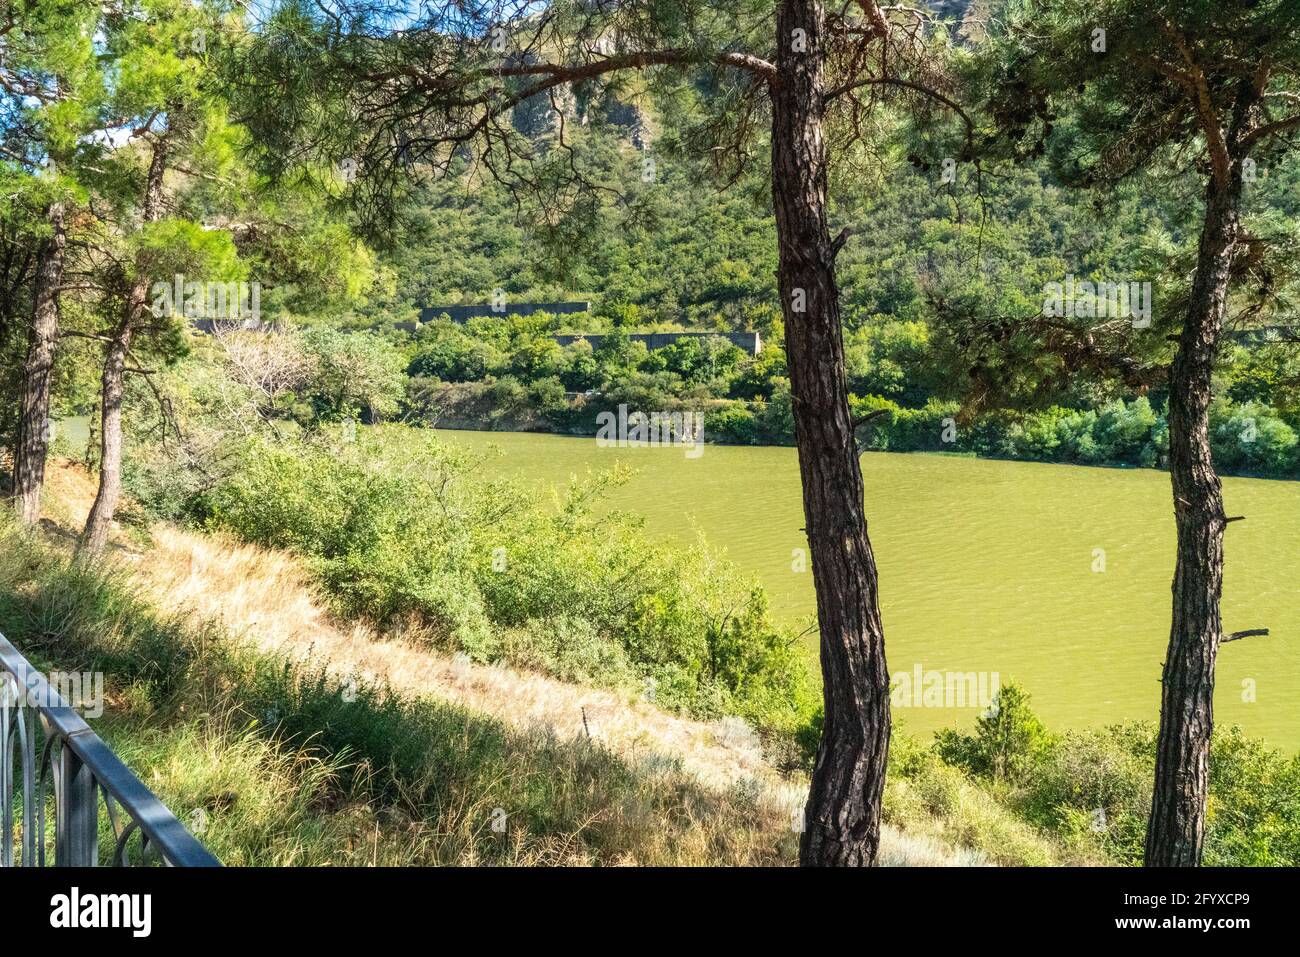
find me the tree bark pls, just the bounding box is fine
[771,0,891,867]
[83,398,99,469]
[81,322,134,554]
[81,131,171,553]
[12,200,67,526]
[1144,170,1243,867]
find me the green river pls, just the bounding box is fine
[437,429,1299,745]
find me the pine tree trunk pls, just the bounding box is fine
[81,322,133,553]
[83,399,99,469]
[12,200,67,525]
[771,0,891,867]
[81,129,171,553]
[1144,172,1242,867]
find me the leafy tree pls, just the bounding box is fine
[301,326,406,422]
[559,340,601,392]
[236,0,987,864]
[408,329,498,382]
[1,0,105,524]
[983,0,1300,865]
[934,682,1055,782]
[81,0,237,552]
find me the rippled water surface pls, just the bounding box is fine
[440,429,1299,745]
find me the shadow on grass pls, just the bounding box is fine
[0,522,799,865]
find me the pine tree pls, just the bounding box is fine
[237,0,975,865]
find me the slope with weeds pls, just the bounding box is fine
[0,517,802,864]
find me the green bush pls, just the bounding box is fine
[705,404,764,444]
[407,327,500,382]
[933,682,1056,781]
[1205,726,1300,866]
[195,425,815,733]
[1211,400,1299,476]
[300,326,407,422]
[1020,724,1153,864]
[927,682,1300,866]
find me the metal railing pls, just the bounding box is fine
[0,632,219,867]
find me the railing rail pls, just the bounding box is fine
[0,631,219,867]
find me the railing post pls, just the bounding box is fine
[1,694,11,868]
[1,631,217,867]
[56,736,98,867]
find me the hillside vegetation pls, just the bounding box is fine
[3,0,1297,871]
[329,125,1300,479]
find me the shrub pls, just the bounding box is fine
[705,404,763,444]
[1211,400,1299,476]
[407,332,499,382]
[1205,726,1300,866]
[196,426,815,733]
[1020,724,1153,864]
[933,682,1055,781]
[300,326,407,422]
[928,685,1300,866]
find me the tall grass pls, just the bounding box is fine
[0,519,806,865]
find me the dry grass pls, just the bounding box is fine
[39,457,99,531]
[137,524,789,795]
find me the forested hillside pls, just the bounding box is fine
[337,90,1300,477]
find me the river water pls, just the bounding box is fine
[439,429,1299,745]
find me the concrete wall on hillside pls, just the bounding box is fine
[190,318,271,334]
[551,331,762,356]
[415,301,592,325]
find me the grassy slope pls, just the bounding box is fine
[0,460,1084,866]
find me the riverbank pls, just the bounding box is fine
[430,415,1300,483]
[406,377,1300,482]
[1,458,1075,866]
